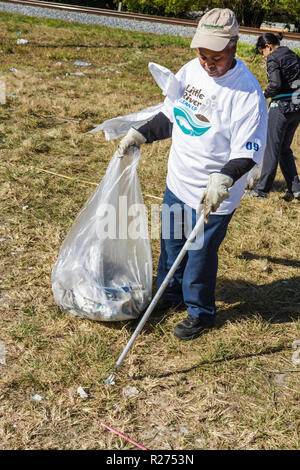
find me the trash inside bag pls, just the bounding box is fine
[52,147,152,321]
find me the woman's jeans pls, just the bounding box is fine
[157,186,234,320]
[256,106,300,193]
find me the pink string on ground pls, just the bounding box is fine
[100,422,148,450]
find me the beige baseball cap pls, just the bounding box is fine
[190,8,239,51]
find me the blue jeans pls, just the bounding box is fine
[157,186,234,319]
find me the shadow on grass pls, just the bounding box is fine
[216,251,300,325]
[239,251,300,269]
[132,343,291,381]
[100,253,300,381]
[102,253,300,336]
[215,277,300,326]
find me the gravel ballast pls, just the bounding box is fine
[0,1,300,49]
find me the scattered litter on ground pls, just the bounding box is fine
[77,386,89,399]
[30,394,43,402]
[1,139,6,143]
[0,238,6,243]
[281,281,289,284]
[22,205,29,210]
[56,76,61,80]
[291,340,300,366]
[105,375,115,386]
[0,295,10,304]
[17,38,28,45]
[263,263,272,273]
[55,62,62,66]
[9,94,16,98]
[74,61,91,67]
[273,374,288,386]
[0,340,6,365]
[100,422,148,450]
[8,68,20,77]
[178,424,190,435]
[196,438,206,445]
[122,386,139,397]
[275,209,282,215]
[291,351,300,366]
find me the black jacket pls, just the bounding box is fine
[264,46,300,99]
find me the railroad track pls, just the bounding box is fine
[2,0,300,41]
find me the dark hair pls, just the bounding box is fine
[255,32,283,54]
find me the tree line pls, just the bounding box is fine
[46,0,300,29]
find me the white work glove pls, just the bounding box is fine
[197,173,233,223]
[116,128,146,158]
[245,164,261,190]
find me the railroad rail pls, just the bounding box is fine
[2,0,300,41]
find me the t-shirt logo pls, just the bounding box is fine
[174,84,213,137]
[174,105,211,137]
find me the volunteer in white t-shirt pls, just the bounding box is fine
[117,8,268,340]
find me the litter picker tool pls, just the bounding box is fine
[105,210,205,385]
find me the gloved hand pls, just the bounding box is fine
[245,164,261,190]
[116,128,146,158]
[197,173,233,223]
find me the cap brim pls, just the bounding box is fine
[190,33,230,52]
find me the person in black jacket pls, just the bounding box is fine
[248,33,300,199]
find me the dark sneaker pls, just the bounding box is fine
[292,176,300,200]
[282,190,294,201]
[151,299,184,317]
[174,314,214,341]
[246,189,268,198]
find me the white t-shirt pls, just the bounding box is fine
[163,58,268,214]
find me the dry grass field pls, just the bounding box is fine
[0,11,300,450]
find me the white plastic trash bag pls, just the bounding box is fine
[88,62,183,140]
[89,102,164,140]
[52,147,152,321]
[148,62,182,101]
